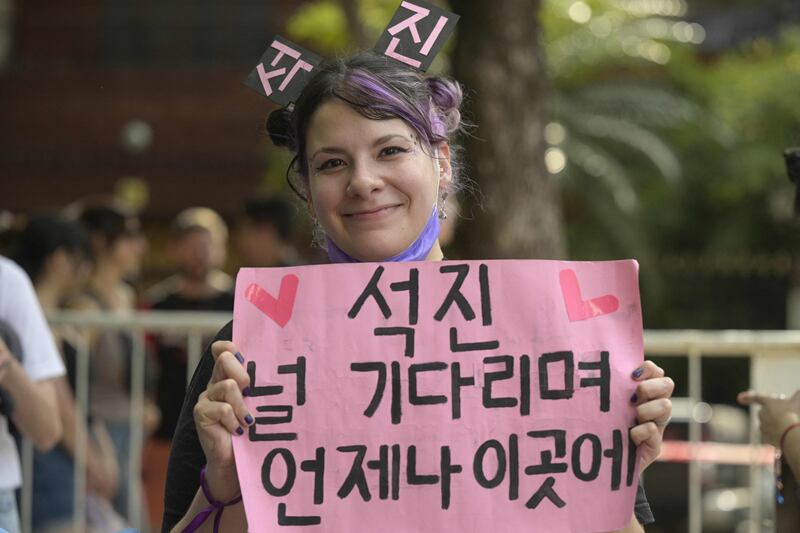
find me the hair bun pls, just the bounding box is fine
[266,107,297,151]
[426,77,463,135]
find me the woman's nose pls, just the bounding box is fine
[346,162,383,197]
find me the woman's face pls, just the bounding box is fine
[109,218,146,277]
[305,99,451,262]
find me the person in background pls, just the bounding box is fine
[70,201,157,521]
[0,254,64,533]
[738,390,800,477]
[14,213,122,533]
[738,389,800,530]
[143,207,234,529]
[235,196,301,267]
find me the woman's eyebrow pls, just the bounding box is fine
[310,134,413,160]
[372,133,413,146]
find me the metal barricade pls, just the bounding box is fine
[18,317,800,533]
[33,310,230,532]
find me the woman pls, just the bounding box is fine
[70,202,157,520]
[165,52,674,532]
[14,214,121,533]
[738,389,800,530]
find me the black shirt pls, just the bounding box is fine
[162,321,655,531]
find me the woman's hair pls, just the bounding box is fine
[75,202,139,251]
[13,213,91,284]
[266,51,466,200]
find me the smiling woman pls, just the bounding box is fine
[266,52,463,263]
[164,50,671,533]
[305,100,449,262]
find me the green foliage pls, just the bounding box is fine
[286,0,453,72]
[286,0,401,53]
[287,1,351,51]
[543,1,800,327]
[542,0,710,278]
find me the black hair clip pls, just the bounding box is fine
[785,147,800,215]
[374,0,459,72]
[245,2,459,107]
[244,36,323,106]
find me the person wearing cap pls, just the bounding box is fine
[144,207,235,527]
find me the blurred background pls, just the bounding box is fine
[1,0,799,532]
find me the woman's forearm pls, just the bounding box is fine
[3,359,62,450]
[171,465,246,532]
[170,488,247,532]
[783,423,800,479]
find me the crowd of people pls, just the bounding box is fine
[0,195,305,532]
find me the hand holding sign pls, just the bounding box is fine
[629,361,674,470]
[193,340,252,502]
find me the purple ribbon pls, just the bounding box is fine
[182,465,243,533]
[326,206,440,263]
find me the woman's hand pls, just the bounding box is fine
[193,340,253,500]
[87,421,121,501]
[737,389,800,446]
[629,360,674,472]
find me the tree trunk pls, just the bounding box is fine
[450,0,565,259]
[338,0,370,50]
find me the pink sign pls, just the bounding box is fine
[232,260,644,532]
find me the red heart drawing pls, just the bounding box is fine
[559,269,619,322]
[244,275,299,328]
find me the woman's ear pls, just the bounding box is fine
[47,248,70,278]
[435,142,453,189]
[306,192,316,221]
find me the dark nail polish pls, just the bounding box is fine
[632,367,644,379]
[236,427,244,436]
[235,352,245,364]
[630,393,638,404]
[245,414,254,425]
[242,387,250,397]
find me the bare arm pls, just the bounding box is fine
[783,424,800,479]
[739,390,800,477]
[52,376,119,498]
[170,466,246,532]
[0,344,62,451]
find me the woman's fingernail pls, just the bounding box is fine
[236,427,244,436]
[235,352,245,365]
[245,414,254,425]
[242,386,250,397]
[630,393,638,404]
[632,367,644,379]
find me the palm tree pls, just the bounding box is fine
[541,0,730,260]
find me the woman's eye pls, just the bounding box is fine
[380,146,408,157]
[317,158,345,171]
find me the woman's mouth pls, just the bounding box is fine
[344,204,401,221]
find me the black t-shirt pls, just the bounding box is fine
[162,321,655,531]
[149,290,234,440]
